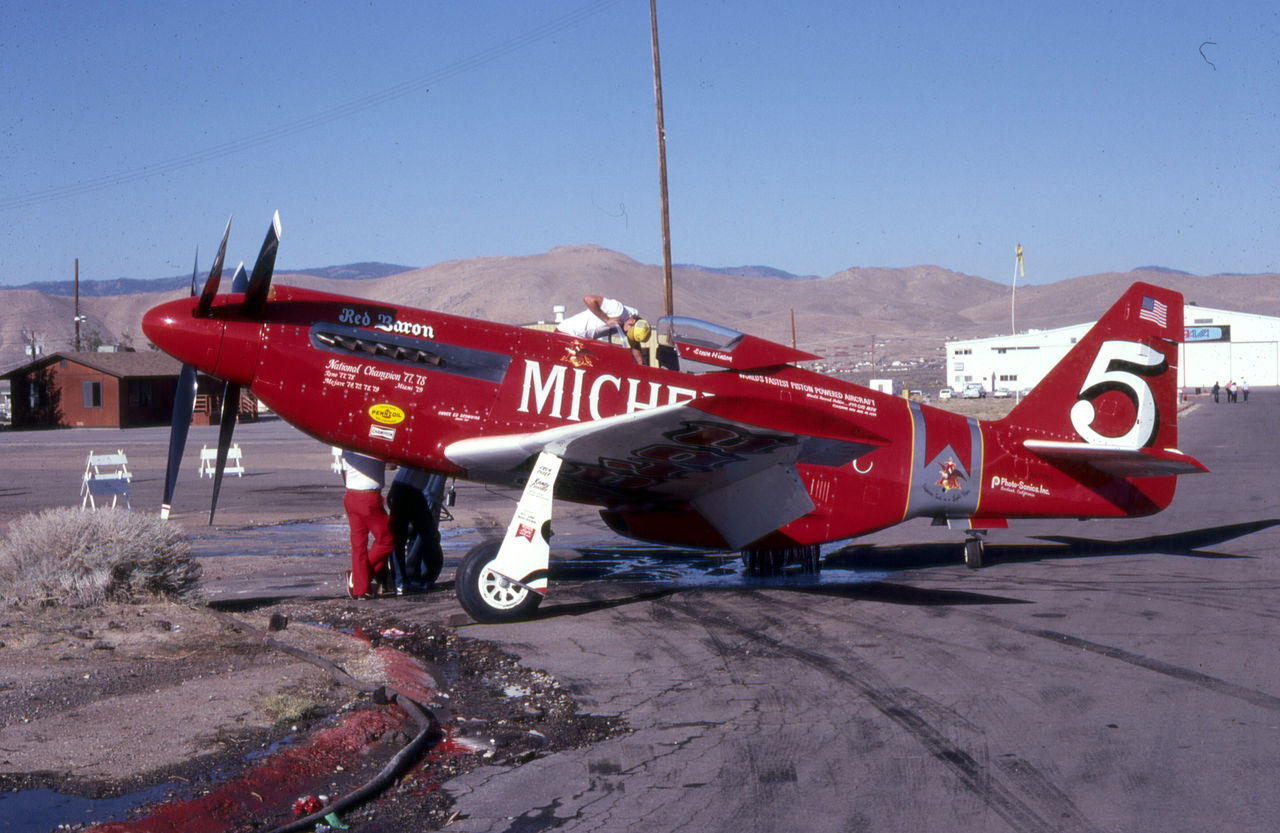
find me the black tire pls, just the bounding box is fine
[963,538,984,569]
[455,540,543,623]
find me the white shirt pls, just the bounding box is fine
[556,302,638,340]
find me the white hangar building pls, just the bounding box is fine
[945,303,1279,394]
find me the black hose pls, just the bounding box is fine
[206,610,441,832]
[266,690,439,833]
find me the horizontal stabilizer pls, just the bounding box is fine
[1024,439,1208,478]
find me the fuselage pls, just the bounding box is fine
[143,284,1177,550]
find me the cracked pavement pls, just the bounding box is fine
[426,395,1280,832]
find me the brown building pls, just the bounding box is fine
[1,351,257,430]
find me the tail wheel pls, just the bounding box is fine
[455,540,543,623]
[963,537,985,569]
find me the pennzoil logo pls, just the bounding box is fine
[369,403,405,425]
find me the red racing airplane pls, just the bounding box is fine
[143,215,1207,622]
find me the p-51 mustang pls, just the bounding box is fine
[143,215,1206,622]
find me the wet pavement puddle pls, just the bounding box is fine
[0,786,173,833]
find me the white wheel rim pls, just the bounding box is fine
[478,566,530,611]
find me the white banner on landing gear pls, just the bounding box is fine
[488,451,562,595]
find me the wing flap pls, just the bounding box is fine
[691,463,815,549]
[1024,439,1209,478]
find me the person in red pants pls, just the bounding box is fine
[340,450,393,598]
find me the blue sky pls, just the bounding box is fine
[2,0,1276,287]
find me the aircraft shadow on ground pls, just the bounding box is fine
[824,518,1278,572]
[530,519,1280,620]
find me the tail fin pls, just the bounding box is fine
[1002,282,1189,461]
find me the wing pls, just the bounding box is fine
[1023,439,1208,477]
[445,399,882,549]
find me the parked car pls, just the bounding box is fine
[938,387,953,400]
[962,383,986,399]
[992,388,1013,399]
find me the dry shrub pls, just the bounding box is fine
[0,508,201,608]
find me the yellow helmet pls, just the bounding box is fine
[627,318,652,343]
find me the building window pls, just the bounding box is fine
[999,374,1019,382]
[82,380,102,409]
[128,379,154,408]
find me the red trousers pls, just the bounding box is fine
[344,488,393,596]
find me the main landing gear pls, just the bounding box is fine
[742,544,821,577]
[455,540,543,623]
[455,452,561,624]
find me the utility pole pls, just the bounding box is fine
[650,0,674,320]
[74,258,82,351]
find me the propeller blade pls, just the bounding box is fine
[230,261,249,294]
[195,216,233,317]
[243,211,281,319]
[208,381,240,524]
[160,364,198,520]
[190,249,199,296]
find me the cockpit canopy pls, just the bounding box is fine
[656,316,819,372]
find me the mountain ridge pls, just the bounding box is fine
[2,246,1277,374]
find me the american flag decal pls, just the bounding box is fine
[1138,296,1168,328]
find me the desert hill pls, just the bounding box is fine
[2,246,1277,376]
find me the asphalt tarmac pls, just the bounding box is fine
[425,393,1280,833]
[3,391,1278,832]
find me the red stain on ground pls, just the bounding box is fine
[85,708,405,832]
[84,630,439,832]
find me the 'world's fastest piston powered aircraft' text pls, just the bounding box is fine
[142,215,1207,622]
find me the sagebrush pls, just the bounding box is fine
[0,508,201,608]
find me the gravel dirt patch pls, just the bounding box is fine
[0,595,624,832]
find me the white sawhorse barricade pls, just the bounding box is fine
[81,450,132,510]
[199,444,245,478]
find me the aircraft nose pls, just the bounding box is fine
[142,297,225,372]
